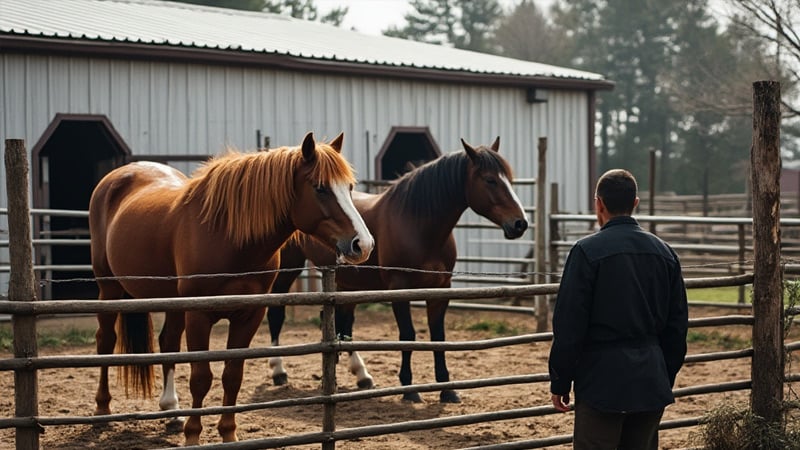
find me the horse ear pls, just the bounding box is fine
[461,138,478,161]
[329,132,344,153]
[301,132,317,161]
[491,136,500,152]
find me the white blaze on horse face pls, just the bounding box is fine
[331,181,374,262]
[158,368,179,411]
[501,174,525,215]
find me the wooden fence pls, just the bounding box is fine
[1,81,797,448]
[1,137,798,448]
[1,270,797,449]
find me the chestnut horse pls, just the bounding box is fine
[88,132,374,445]
[267,137,528,403]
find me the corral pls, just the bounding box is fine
[1,89,799,448]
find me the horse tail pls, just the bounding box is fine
[115,312,155,399]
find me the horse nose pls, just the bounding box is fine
[515,219,528,234]
[336,237,364,258]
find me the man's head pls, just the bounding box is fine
[595,169,639,225]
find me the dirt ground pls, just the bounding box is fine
[0,304,796,449]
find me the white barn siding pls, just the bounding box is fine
[2,51,592,204]
[0,52,592,291]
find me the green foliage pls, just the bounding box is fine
[785,280,800,337]
[164,0,348,25]
[493,1,574,66]
[384,0,502,53]
[687,286,748,303]
[263,0,348,25]
[465,319,517,336]
[0,327,12,351]
[0,325,95,351]
[686,330,750,350]
[307,315,321,327]
[694,401,800,450]
[166,0,267,11]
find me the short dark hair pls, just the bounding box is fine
[596,169,637,215]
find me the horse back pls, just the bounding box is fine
[89,162,188,295]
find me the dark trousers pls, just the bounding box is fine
[573,401,664,450]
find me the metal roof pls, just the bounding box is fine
[0,0,611,88]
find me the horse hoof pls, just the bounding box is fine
[273,373,288,386]
[402,392,423,403]
[357,378,374,390]
[440,390,461,404]
[165,417,185,434]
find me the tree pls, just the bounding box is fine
[165,0,348,25]
[383,0,502,53]
[553,0,688,188]
[167,0,266,10]
[728,0,800,116]
[493,0,574,66]
[263,0,348,25]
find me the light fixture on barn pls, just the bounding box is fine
[526,87,549,104]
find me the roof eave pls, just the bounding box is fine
[0,34,615,91]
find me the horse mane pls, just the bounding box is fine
[384,146,514,218]
[183,143,357,247]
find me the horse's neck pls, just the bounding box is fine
[383,182,467,243]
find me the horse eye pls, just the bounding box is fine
[315,185,330,195]
[484,177,498,186]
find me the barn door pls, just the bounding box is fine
[31,114,131,300]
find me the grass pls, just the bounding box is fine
[0,325,95,351]
[686,329,751,349]
[688,286,749,303]
[464,320,519,337]
[694,401,800,450]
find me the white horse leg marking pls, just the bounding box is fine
[269,356,286,379]
[349,351,374,389]
[269,338,287,383]
[159,368,179,411]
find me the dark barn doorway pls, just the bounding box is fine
[32,114,130,300]
[375,127,441,181]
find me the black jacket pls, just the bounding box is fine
[548,216,688,413]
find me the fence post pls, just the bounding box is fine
[535,138,548,332]
[5,139,41,449]
[321,268,337,450]
[750,80,784,426]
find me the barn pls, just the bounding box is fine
[0,0,613,299]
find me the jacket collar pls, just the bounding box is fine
[600,215,639,231]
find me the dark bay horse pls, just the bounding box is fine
[267,137,528,403]
[88,132,374,445]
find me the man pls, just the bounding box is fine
[548,169,688,449]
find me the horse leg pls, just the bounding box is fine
[94,280,127,417]
[427,300,460,403]
[94,311,118,417]
[266,306,288,386]
[336,304,373,389]
[158,310,185,432]
[183,311,214,446]
[217,307,266,443]
[267,246,304,385]
[391,300,421,403]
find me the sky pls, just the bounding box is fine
[315,0,553,36]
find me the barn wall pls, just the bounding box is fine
[0,52,592,291]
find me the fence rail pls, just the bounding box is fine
[0,271,797,449]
